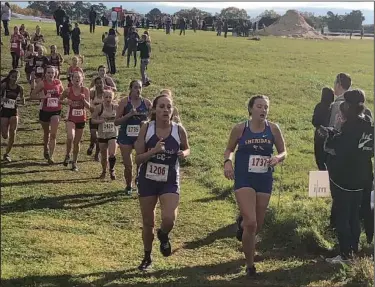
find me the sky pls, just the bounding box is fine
[15,1,374,23]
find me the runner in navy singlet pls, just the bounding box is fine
[223,95,287,277]
[114,80,152,195]
[134,94,190,271]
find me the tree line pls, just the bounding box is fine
[11,2,370,32]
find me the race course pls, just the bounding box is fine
[1,19,374,286]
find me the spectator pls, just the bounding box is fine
[312,87,334,170]
[102,28,119,75]
[1,2,11,36]
[126,26,139,68]
[223,19,228,38]
[111,8,118,30]
[179,17,186,36]
[53,6,66,36]
[137,34,151,86]
[89,6,97,33]
[71,22,81,61]
[61,18,72,55]
[321,89,374,264]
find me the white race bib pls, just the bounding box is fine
[72,109,84,117]
[47,97,59,108]
[126,124,140,137]
[248,155,270,173]
[36,67,44,73]
[103,122,115,133]
[3,99,16,109]
[11,42,18,48]
[145,162,169,182]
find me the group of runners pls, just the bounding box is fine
[20,21,375,279]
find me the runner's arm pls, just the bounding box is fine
[19,86,25,105]
[134,123,159,165]
[30,81,47,100]
[224,123,242,162]
[106,77,117,92]
[83,87,90,110]
[90,105,105,124]
[178,125,190,158]
[270,123,287,164]
[114,99,136,125]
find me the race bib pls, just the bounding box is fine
[11,42,18,48]
[3,99,16,109]
[126,125,140,137]
[36,67,44,73]
[47,97,59,108]
[72,109,84,117]
[145,162,169,182]
[103,122,115,133]
[248,155,270,173]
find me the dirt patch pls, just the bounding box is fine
[258,10,328,40]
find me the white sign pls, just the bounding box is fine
[308,171,331,197]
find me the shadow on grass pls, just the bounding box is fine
[1,159,92,169]
[1,259,348,287]
[183,223,237,250]
[1,168,62,176]
[194,186,234,203]
[1,189,134,213]
[0,176,99,188]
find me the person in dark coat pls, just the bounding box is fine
[312,87,334,170]
[89,6,97,33]
[60,17,72,55]
[53,6,66,36]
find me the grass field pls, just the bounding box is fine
[1,19,374,287]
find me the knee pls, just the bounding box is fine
[73,139,81,147]
[162,214,176,227]
[242,219,257,233]
[143,219,155,230]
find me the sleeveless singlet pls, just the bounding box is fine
[33,56,48,75]
[49,54,62,70]
[40,80,63,112]
[67,86,86,123]
[2,82,21,111]
[10,34,23,55]
[120,97,149,138]
[234,120,275,176]
[139,121,181,184]
[97,104,118,139]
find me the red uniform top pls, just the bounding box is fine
[67,86,86,123]
[40,79,63,112]
[10,34,24,56]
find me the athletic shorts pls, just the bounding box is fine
[137,178,180,197]
[98,137,117,143]
[89,118,99,130]
[39,110,61,123]
[117,129,137,146]
[234,173,273,194]
[67,121,85,129]
[0,108,17,118]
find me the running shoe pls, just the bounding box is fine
[157,228,172,257]
[236,215,243,242]
[99,171,106,180]
[94,154,100,162]
[63,155,70,167]
[71,163,78,172]
[44,151,50,160]
[125,186,132,195]
[47,158,55,165]
[246,265,257,278]
[3,154,11,162]
[87,145,94,156]
[325,255,352,264]
[110,170,116,180]
[138,257,152,271]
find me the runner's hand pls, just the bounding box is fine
[268,156,279,167]
[224,161,234,180]
[177,150,186,159]
[153,138,165,153]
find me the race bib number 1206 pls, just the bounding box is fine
[248,155,270,173]
[145,162,169,182]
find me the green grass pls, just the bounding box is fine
[1,20,374,286]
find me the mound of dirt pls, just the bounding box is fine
[259,10,328,40]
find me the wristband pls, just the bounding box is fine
[224,159,232,165]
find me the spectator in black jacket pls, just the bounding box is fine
[89,7,97,33]
[312,87,334,170]
[61,18,72,55]
[71,22,82,62]
[320,89,374,264]
[137,34,151,86]
[53,6,66,36]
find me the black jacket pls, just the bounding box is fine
[89,10,97,22]
[325,116,374,190]
[54,8,66,23]
[71,27,81,42]
[137,41,151,59]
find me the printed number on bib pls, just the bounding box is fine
[103,122,115,133]
[248,155,269,173]
[11,43,18,48]
[126,125,140,137]
[36,67,44,73]
[3,99,16,109]
[145,162,169,182]
[72,109,84,117]
[47,97,58,108]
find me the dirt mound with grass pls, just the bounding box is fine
[259,10,328,40]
